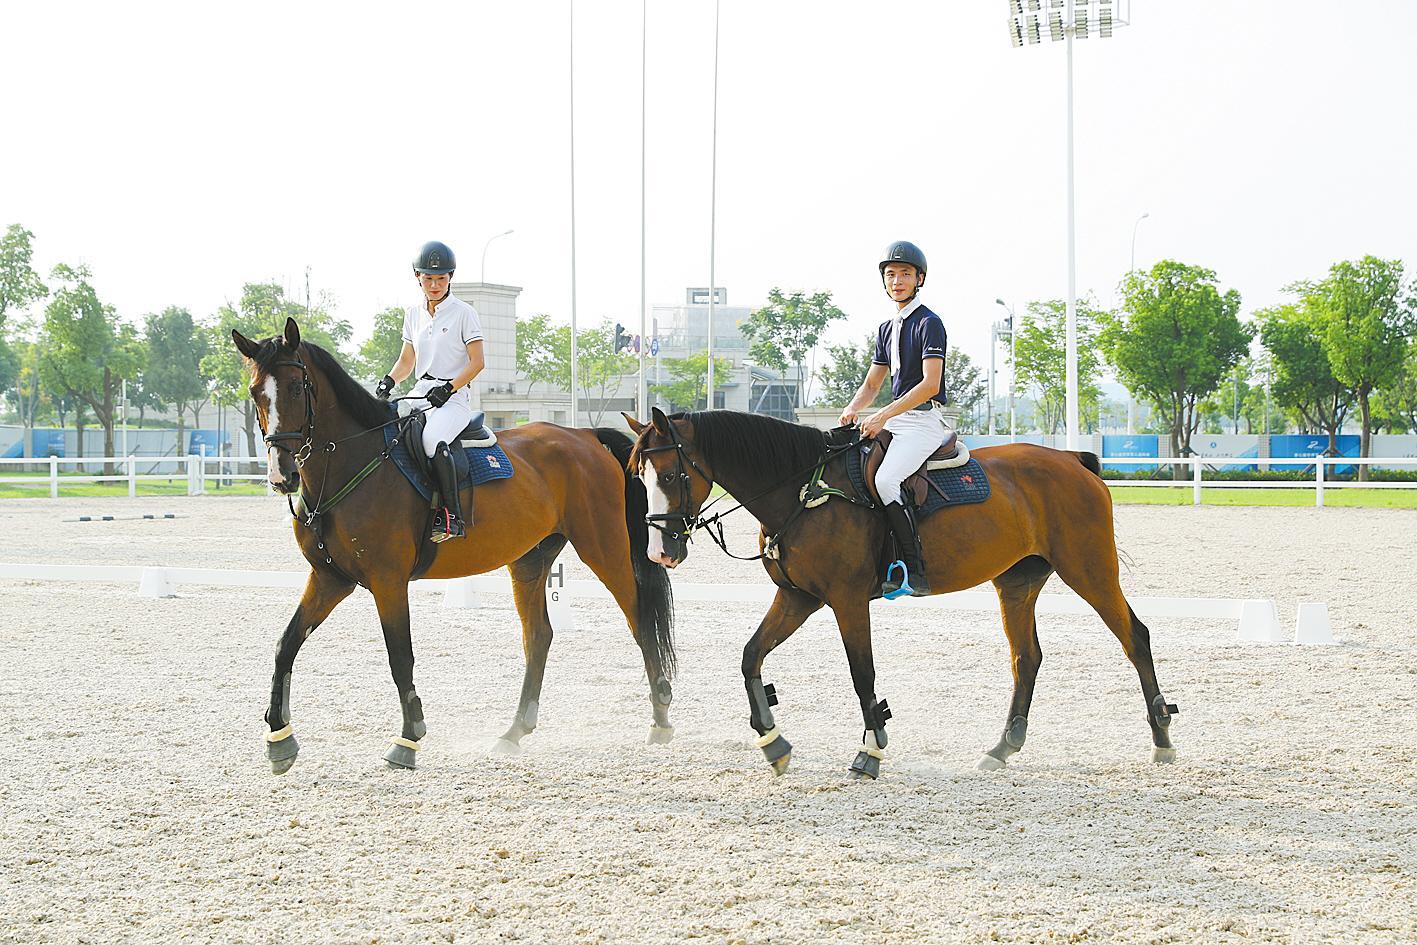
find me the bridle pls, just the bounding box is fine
[261,357,319,467]
[639,419,714,550]
[638,418,863,563]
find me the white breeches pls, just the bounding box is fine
[873,406,951,505]
[411,378,475,457]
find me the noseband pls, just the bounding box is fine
[261,357,319,467]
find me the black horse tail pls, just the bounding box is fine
[595,427,676,680]
[1075,451,1102,478]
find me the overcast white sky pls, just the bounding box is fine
[3,0,1415,379]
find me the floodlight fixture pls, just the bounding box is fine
[1049,11,1064,41]
[1009,17,1023,47]
[1009,0,1023,14]
[1026,15,1041,44]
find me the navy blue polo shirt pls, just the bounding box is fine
[872,302,948,404]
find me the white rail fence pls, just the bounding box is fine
[4,454,1414,507]
[0,562,1334,646]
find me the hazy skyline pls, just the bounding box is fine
[3,1,1414,384]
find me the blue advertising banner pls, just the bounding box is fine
[187,429,228,455]
[32,428,64,457]
[1270,434,1360,475]
[1102,434,1159,470]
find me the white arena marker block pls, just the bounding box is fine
[1236,599,1284,643]
[137,567,177,599]
[1294,602,1335,645]
[441,578,481,610]
[547,585,575,630]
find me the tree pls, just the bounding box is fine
[817,335,891,409]
[740,288,845,404]
[653,353,734,412]
[1297,256,1416,480]
[943,348,988,432]
[1200,359,1269,435]
[1103,261,1251,473]
[1015,298,1106,436]
[1258,304,1351,451]
[513,314,636,424]
[0,224,48,329]
[144,306,210,449]
[38,265,144,474]
[202,282,355,465]
[1371,342,1417,434]
[356,305,410,392]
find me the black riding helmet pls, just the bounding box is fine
[878,240,927,300]
[413,241,457,275]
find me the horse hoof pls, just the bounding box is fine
[977,754,1006,772]
[383,738,419,770]
[490,738,521,757]
[647,724,675,745]
[769,751,792,777]
[848,751,881,780]
[266,729,299,775]
[1152,746,1177,764]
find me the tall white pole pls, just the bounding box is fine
[568,0,579,428]
[706,0,720,409]
[638,0,648,420]
[1063,18,1079,450]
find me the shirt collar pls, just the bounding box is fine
[418,294,457,317]
[892,297,924,323]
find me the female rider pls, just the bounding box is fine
[375,240,485,542]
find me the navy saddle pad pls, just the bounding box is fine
[845,442,990,520]
[384,422,514,503]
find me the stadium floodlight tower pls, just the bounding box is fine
[1007,0,1130,449]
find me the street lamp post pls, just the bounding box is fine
[480,229,514,284]
[995,298,1017,439]
[1007,0,1131,450]
[1130,211,1149,274]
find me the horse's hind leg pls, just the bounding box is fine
[264,566,356,774]
[979,556,1052,771]
[370,578,426,770]
[493,534,569,755]
[1053,556,1179,763]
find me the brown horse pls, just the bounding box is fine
[232,319,675,774]
[626,407,1177,779]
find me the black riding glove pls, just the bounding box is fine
[375,374,395,401]
[426,381,455,408]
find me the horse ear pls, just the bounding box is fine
[622,412,647,436]
[231,329,261,360]
[283,317,301,349]
[651,406,671,436]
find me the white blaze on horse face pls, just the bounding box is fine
[263,374,284,485]
[641,462,672,564]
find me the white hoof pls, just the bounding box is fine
[1152,746,1177,764]
[490,738,522,757]
[647,724,675,745]
[977,754,1007,771]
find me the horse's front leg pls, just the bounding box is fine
[264,566,356,774]
[741,587,822,776]
[370,578,425,770]
[833,600,890,781]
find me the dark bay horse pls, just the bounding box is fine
[232,319,675,774]
[626,408,1177,779]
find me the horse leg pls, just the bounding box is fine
[741,587,822,776]
[264,567,356,774]
[492,535,568,755]
[370,579,425,770]
[978,555,1052,771]
[830,600,893,781]
[569,530,677,746]
[1053,558,1179,763]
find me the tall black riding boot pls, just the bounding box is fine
[881,501,930,598]
[431,442,466,543]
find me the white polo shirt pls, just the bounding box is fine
[401,295,484,381]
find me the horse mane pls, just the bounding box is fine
[682,410,827,481]
[250,336,390,429]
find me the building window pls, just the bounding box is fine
[750,383,796,420]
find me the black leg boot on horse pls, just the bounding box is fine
[431,441,466,543]
[881,501,930,598]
